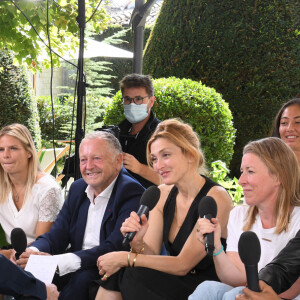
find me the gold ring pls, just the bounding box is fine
[103,274,108,280]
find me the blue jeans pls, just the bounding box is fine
[188,281,244,300]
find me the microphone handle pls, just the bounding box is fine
[15,252,21,260]
[245,265,260,292]
[203,214,215,256]
[205,231,214,256]
[122,205,149,248]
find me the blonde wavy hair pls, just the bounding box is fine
[242,137,300,233]
[147,118,207,175]
[0,123,42,204]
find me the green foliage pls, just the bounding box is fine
[36,95,111,147]
[144,0,300,175]
[104,77,236,167]
[210,160,244,206]
[0,224,8,247]
[84,59,115,97]
[0,50,41,149]
[0,0,109,68]
[36,96,74,147]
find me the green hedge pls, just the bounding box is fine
[104,77,236,167]
[0,50,41,148]
[143,0,300,175]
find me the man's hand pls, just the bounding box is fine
[235,281,281,300]
[123,152,141,174]
[45,283,59,300]
[16,248,50,269]
[16,250,33,269]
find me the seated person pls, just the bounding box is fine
[90,118,233,300]
[189,137,300,300]
[118,73,161,188]
[16,131,145,300]
[0,254,58,300]
[0,123,63,256]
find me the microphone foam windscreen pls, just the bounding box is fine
[238,231,261,265]
[11,227,27,253]
[198,196,217,218]
[139,185,161,211]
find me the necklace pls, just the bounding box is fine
[12,185,25,203]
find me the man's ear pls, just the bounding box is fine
[116,153,123,168]
[149,96,155,109]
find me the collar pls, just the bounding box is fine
[85,175,118,204]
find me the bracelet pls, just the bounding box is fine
[132,253,138,267]
[213,245,224,256]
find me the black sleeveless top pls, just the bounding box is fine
[163,176,225,281]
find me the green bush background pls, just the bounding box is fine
[36,95,111,147]
[0,50,41,149]
[143,0,300,175]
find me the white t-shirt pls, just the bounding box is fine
[227,204,300,272]
[0,174,63,244]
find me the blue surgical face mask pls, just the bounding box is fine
[124,103,148,123]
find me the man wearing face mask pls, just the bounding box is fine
[118,73,161,188]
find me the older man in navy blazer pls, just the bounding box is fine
[17,131,145,299]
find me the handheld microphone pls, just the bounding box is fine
[11,227,27,260]
[238,231,261,292]
[122,185,160,248]
[198,196,217,256]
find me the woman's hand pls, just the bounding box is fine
[196,217,222,250]
[0,249,15,262]
[121,212,149,245]
[97,252,127,280]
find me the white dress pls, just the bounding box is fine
[0,174,63,244]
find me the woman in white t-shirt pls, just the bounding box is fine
[189,137,300,300]
[0,123,63,259]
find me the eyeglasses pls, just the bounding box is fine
[122,95,150,105]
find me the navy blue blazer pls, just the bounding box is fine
[31,167,145,269]
[0,254,46,299]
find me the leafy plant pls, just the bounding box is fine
[0,0,109,68]
[210,160,244,205]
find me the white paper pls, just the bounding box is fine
[25,255,58,284]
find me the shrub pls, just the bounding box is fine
[36,95,111,147]
[0,50,41,148]
[104,77,236,167]
[143,0,300,176]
